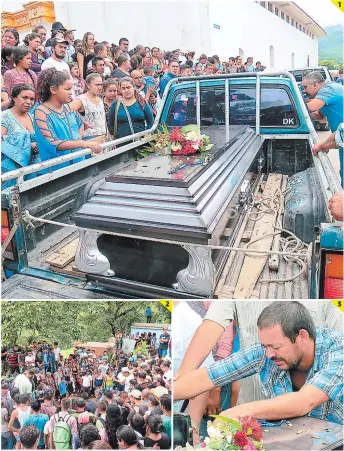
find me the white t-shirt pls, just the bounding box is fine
[162,369,173,384]
[41,57,71,78]
[24,355,35,366]
[54,347,61,361]
[13,374,32,395]
[82,375,92,387]
[174,301,214,374]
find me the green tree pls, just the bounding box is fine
[1,301,171,349]
[318,59,339,69]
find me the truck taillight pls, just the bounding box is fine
[323,253,344,299]
[1,210,12,251]
[1,210,9,227]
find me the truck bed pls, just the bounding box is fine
[215,174,310,299]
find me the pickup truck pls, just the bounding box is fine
[1,71,342,299]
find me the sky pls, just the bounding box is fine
[2,0,343,27]
[293,0,343,27]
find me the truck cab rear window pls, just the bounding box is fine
[167,88,225,127]
[229,86,299,127]
[168,85,299,128]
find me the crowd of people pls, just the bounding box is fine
[1,22,267,186]
[1,327,172,450]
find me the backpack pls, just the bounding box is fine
[53,413,72,449]
[97,417,105,426]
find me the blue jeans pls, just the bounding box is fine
[1,431,15,450]
[159,349,167,358]
[44,364,49,375]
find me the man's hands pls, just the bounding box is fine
[329,192,344,221]
[312,142,329,157]
[205,387,222,416]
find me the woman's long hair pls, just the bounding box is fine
[146,414,164,434]
[119,77,146,110]
[104,405,123,449]
[80,32,94,57]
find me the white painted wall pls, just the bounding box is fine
[51,0,318,67]
[208,1,319,67]
[53,1,210,54]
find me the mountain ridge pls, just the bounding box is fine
[318,24,343,63]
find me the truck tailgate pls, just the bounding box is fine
[1,274,114,299]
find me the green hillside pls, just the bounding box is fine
[318,25,343,64]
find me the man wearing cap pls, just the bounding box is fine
[128,389,143,422]
[45,22,67,47]
[195,54,208,71]
[41,37,72,79]
[121,367,133,393]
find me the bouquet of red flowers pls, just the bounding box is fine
[145,124,214,157]
[186,415,263,450]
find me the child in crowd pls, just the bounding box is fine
[143,66,156,94]
[70,62,86,98]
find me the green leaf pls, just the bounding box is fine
[246,427,252,436]
[210,415,242,430]
[181,124,200,134]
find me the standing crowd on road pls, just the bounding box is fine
[1,327,172,450]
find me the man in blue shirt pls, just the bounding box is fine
[145,306,152,323]
[303,71,344,186]
[174,301,343,425]
[22,400,49,449]
[42,349,50,375]
[159,60,180,96]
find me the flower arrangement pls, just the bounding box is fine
[187,415,263,451]
[142,124,214,157]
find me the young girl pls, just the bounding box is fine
[34,68,101,171]
[3,47,37,98]
[70,62,85,98]
[104,370,115,392]
[102,78,117,123]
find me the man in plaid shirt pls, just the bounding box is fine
[174,301,343,425]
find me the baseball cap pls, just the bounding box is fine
[121,367,130,374]
[180,94,188,102]
[51,37,69,47]
[200,54,207,59]
[151,386,168,399]
[129,389,142,399]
